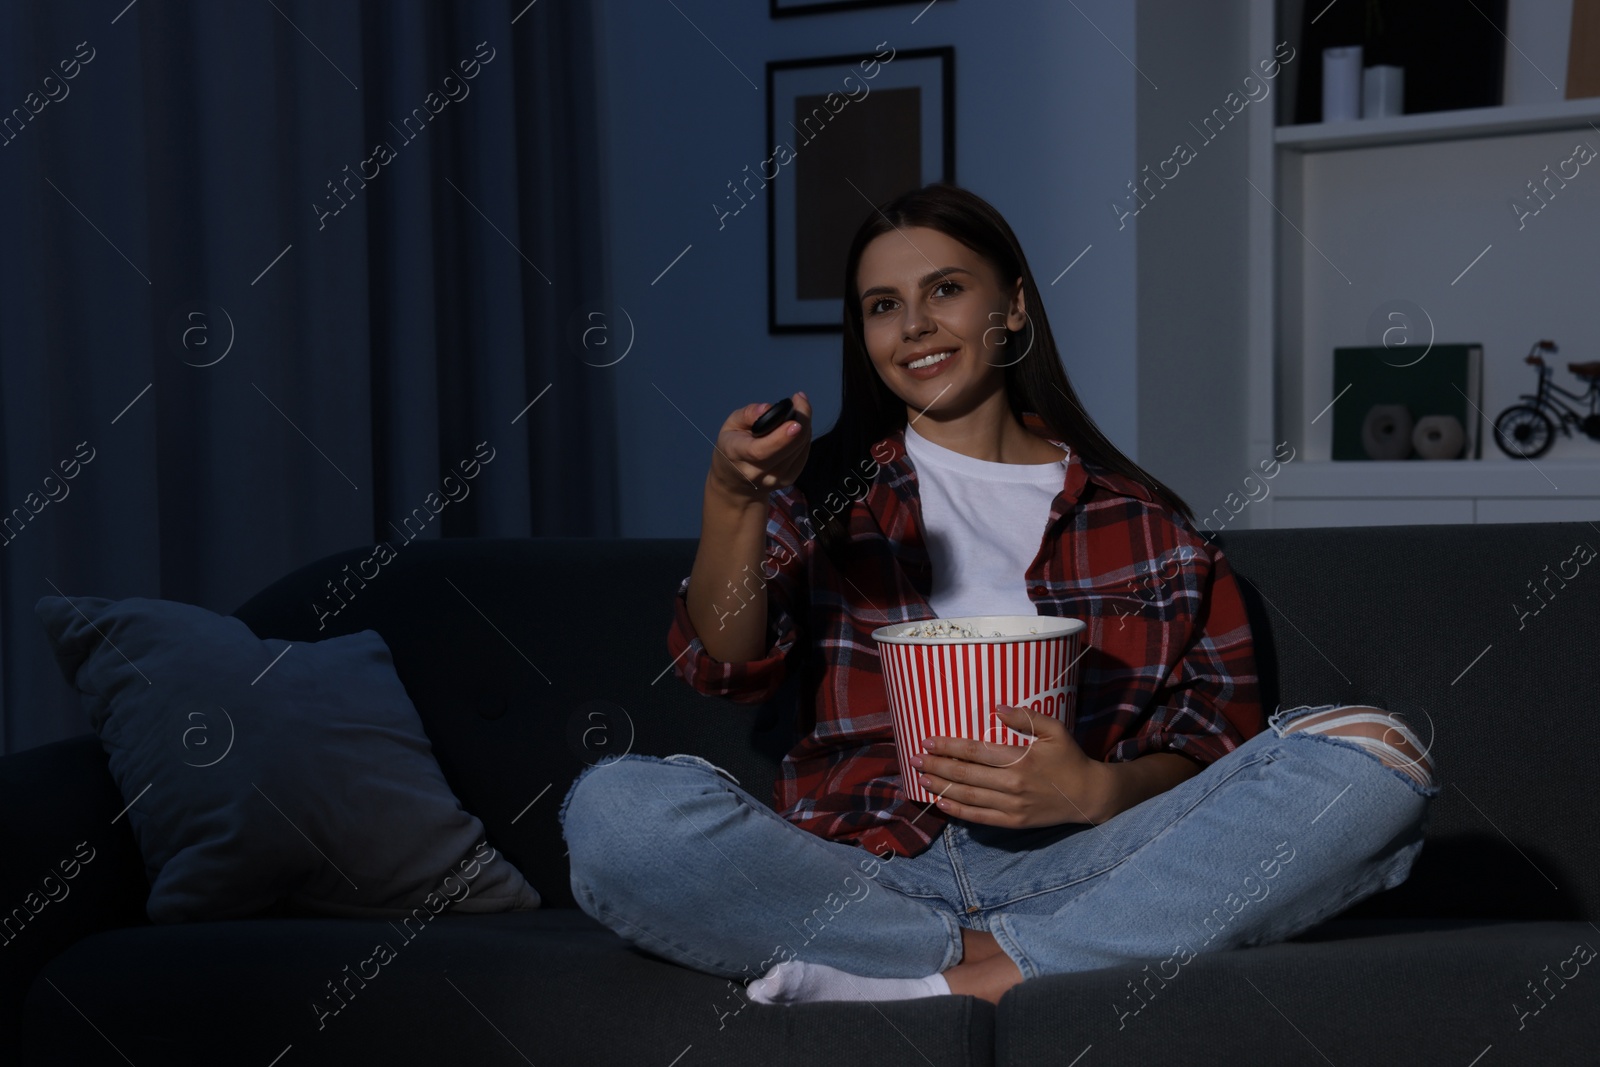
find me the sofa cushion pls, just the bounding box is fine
[994,920,1595,1066]
[23,910,995,1066]
[1216,523,1600,925]
[230,538,805,911]
[34,595,541,923]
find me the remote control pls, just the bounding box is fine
[750,397,796,438]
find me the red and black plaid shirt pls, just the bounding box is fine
[667,411,1263,858]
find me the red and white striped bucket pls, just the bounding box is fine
[871,616,1087,805]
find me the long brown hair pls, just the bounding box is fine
[795,182,1194,561]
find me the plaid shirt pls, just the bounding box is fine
[667,411,1263,859]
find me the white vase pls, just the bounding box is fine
[1322,46,1363,122]
[1362,65,1404,118]
[1413,415,1465,460]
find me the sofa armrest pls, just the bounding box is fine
[0,734,149,1030]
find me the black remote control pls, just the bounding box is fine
[750,397,796,438]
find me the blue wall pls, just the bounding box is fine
[590,0,1141,538]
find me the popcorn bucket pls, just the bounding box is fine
[871,616,1087,804]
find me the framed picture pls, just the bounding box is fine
[765,46,954,334]
[771,0,949,16]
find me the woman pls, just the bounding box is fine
[559,183,1438,1007]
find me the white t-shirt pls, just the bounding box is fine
[902,422,1070,620]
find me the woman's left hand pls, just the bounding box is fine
[912,705,1111,829]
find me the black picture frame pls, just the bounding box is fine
[764,46,955,334]
[770,0,948,18]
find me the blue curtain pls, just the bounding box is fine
[0,0,617,753]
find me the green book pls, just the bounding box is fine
[1331,344,1484,460]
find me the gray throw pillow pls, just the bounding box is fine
[36,595,541,923]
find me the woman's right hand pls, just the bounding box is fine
[707,391,813,504]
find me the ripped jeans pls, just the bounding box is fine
[558,704,1439,983]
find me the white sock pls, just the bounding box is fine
[746,960,951,1005]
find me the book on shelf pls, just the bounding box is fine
[1331,345,1484,461]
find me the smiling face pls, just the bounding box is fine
[856,225,1026,421]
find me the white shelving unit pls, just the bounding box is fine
[1275,96,1600,152]
[1266,460,1600,528]
[1245,0,1600,529]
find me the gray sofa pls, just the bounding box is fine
[4,523,1596,1065]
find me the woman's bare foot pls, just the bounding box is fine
[957,928,1006,963]
[943,928,1024,1004]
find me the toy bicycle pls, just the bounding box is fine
[1492,340,1600,459]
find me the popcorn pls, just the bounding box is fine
[899,621,1006,639]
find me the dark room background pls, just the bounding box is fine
[0,0,618,753]
[10,0,1591,757]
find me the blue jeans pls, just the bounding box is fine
[558,704,1439,983]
